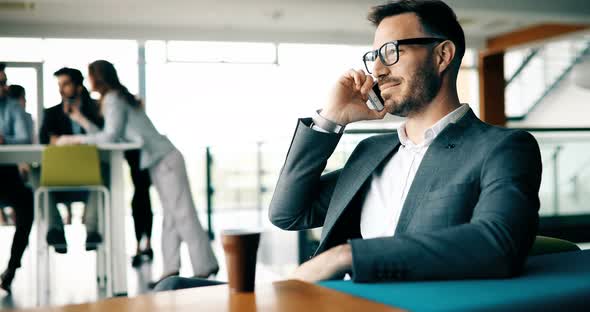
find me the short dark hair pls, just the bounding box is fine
[7,85,25,99]
[0,62,6,72]
[53,67,84,86]
[368,0,466,70]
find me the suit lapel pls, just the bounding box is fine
[394,109,476,234]
[319,133,400,243]
[316,109,479,251]
[56,103,74,135]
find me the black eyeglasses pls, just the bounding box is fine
[362,37,446,74]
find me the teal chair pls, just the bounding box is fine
[529,235,580,256]
[34,145,112,304]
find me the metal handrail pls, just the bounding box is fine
[507,40,590,121]
[523,41,590,118]
[505,48,541,86]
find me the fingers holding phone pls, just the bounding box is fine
[322,69,387,126]
[344,69,388,119]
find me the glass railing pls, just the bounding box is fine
[531,129,590,216]
[204,128,590,260]
[204,128,590,226]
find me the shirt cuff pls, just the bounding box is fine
[310,109,345,134]
[311,124,331,133]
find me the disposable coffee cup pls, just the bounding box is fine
[221,229,261,292]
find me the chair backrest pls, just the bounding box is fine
[529,235,580,256]
[40,145,103,187]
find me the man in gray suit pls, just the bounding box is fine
[153,0,542,291]
[269,0,542,283]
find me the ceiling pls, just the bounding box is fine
[0,0,589,47]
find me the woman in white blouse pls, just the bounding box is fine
[58,60,218,286]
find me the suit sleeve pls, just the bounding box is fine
[349,130,542,282]
[268,118,343,230]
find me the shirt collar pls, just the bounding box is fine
[398,104,470,148]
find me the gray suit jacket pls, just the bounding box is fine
[269,109,542,283]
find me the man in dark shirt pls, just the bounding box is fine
[40,68,154,266]
[0,62,34,293]
[39,67,105,252]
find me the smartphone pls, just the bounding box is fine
[367,82,384,111]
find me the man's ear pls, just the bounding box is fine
[76,85,83,95]
[434,40,456,74]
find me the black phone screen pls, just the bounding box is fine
[367,82,385,111]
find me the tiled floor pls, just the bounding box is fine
[0,211,297,310]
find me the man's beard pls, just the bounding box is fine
[387,60,441,118]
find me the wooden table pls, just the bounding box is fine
[0,143,140,296]
[15,280,404,312]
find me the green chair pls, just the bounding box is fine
[34,145,112,304]
[529,235,580,256]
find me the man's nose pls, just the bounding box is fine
[373,57,390,80]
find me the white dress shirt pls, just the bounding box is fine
[359,104,470,239]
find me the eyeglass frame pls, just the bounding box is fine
[362,37,447,74]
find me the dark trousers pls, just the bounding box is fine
[125,150,153,242]
[0,165,34,271]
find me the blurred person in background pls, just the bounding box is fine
[57,60,217,285]
[39,67,104,253]
[125,145,155,267]
[6,85,33,143]
[40,68,154,264]
[0,62,34,293]
[7,85,34,186]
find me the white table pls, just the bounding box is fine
[0,143,140,296]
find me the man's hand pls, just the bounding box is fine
[68,104,83,123]
[49,135,60,145]
[290,244,353,282]
[321,69,388,126]
[67,104,92,130]
[62,97,80,114]
[55,135,82,146]
[17,163,30,181]
[0,134,4,145]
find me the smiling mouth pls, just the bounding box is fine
[379,82,401,91]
